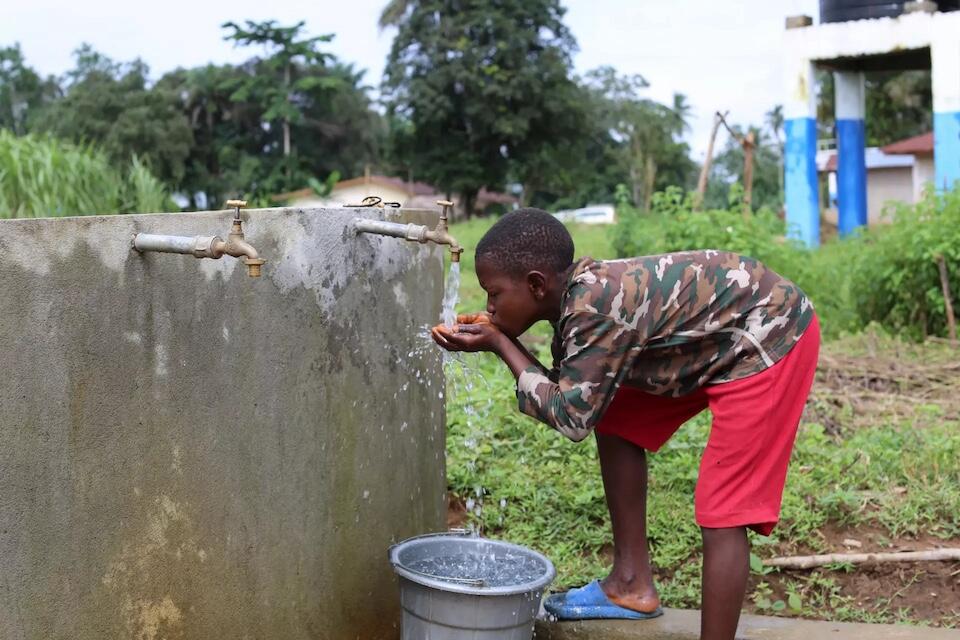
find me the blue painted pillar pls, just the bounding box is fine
[933,34,960,191]
[784,58,820,247]
[834,71,868,235]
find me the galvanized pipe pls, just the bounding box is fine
[133,233,222,259]
[353,219,429,243]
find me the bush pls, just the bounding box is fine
[609,185,860,337]
[0,130,173,218]
[849,188,960,339]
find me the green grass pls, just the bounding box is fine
[443,216,960,625]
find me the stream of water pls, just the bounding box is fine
[440,262,461,328]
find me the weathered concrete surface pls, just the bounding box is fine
[536,609,960,639]
[0,207,447,639]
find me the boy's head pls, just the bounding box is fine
[474,208,575,337]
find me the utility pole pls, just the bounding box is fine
[717,113,757,217]
[694,111,726,210]
[742,130,756,217]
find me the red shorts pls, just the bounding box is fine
[596,315,821,535]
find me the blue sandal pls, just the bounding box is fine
[543,580,663,621]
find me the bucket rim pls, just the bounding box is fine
[388,531,557,596]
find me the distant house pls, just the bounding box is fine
[880,132,935,202]
[817,147,915,226]
[273,174,518,217]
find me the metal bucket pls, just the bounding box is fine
[389,531,556,640]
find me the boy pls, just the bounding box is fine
[431,208,819,639]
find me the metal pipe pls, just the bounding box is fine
[133,233,221,258]
[353,219,429,243]
[353,200,463,263]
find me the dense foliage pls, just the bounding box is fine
[611,185,960,342]
[0,130,171,218]
[849,188,960,339]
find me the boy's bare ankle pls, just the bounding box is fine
[600,575,660,613]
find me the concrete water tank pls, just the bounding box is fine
[819,0,959,23]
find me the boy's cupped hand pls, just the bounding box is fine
[431,312,504,353]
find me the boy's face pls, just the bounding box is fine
[475,258,541,338]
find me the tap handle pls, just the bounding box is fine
[226,199,247,220]
[436,200,454,222]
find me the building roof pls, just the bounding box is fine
[272,174,518,209]
[818,147,914,173]
[332,174,439,197]
[881,132,934,156]
[477,187,519,207]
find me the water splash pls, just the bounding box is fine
[408,550,546,587]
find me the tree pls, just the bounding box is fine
[580,67,695,210]
[31,45,193,188]
[381,0,581,216]
[0,44,57,134]
[158,28,383,206]
[221,20,338,160]
[154,62,266,206]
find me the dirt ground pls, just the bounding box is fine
[750,524,960,626]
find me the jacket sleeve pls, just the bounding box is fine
[515,310,643,442]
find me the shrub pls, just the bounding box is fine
[849,187,960,339]
[0,130,173,218]
[609,185,860,337]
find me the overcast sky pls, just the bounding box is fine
[2,0,819,159]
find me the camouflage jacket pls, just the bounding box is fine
[516,252,815,441]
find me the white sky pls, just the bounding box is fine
[1,0,819,159]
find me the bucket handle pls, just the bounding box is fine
[400,566,486,587]
[387,528,474,557]
[388,529,485,587]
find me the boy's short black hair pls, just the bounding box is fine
[475,207,575,278]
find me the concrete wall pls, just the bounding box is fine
[914,155,936,200]
[867,166,915,222]
[0,207,448,639]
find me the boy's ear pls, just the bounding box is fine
[526,270,547,300]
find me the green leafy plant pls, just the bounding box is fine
[0,130,172,218]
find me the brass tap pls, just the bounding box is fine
[424,200,463,263]
[219,200,266,277]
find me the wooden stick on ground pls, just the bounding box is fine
[764,548,960,570]
[937,255,957,345]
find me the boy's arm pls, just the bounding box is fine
[493,334,541,379]
[499,311,642,442]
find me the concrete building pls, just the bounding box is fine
[818,147,917,224]
[881,131,938,200]
[784,3,960,246]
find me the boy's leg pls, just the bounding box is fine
[700,526,749,640]
[595,432,660,613]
